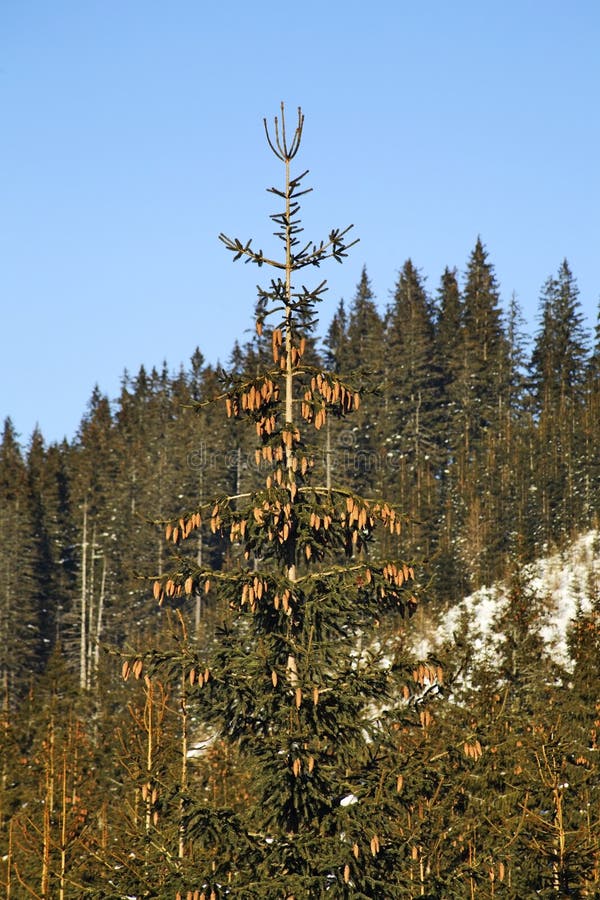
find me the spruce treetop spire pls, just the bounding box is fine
[263,102,304,162]
[218,103,358,336]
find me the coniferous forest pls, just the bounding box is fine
[1,107,599,898]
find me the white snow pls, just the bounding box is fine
[418,530,599,670]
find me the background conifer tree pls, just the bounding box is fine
[342,266,385,495]
[530,261,590,543]
[0,418,44,705]
[457,240,511,586]
[384,259,441,561]
[581,304,600,527]
[462,238,510,435]
[433,267,468,601]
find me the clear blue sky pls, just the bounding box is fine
[2,1,599,446]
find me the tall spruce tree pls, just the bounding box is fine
[67,388,119,690]
[384,259,441,560]
[120,106,422,898]
[433,267,468,600]
[342,267,385,495]
[458,240,511,586]
[501,294,538,563]
[435,266,464,443]
[530,261,588,415]
[581,302,600,526]
[323,298,348,374]
[462,238,510,437]
[345,267,383,374]
[26,429,69,664]
[0,419,43,706]
[530,261,590,543]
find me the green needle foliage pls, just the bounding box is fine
[124,105,420,898]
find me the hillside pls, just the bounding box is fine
[414,530,600,673]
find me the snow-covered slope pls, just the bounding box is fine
[419,531,599,670]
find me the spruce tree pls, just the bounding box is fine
[458,240,511,586]
[344,268,383,368]
[433,268,467,601]
[530,261,589,416]
[384,259,441,560]
[123,105,420,898]
[494,294,540,567]
[582,302,600,526]
[342,267,385,495]
[462,238,510,436]
[530,261,590,543]
[323,298,348,375]
[67,389,119,690]
[26,429,77,663]
[435,266,465,456]
[0,418,44,705]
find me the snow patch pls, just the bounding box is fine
[418,531,599,669]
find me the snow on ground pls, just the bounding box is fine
[530,531,599,663]
[420,531,600,669]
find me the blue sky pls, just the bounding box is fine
[2,1,599,446]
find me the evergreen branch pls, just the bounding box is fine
[10,860,43,899]
[218,233,285,270]
[290,227,359,270]
[218,227,359,271]
[483,792,531,849]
